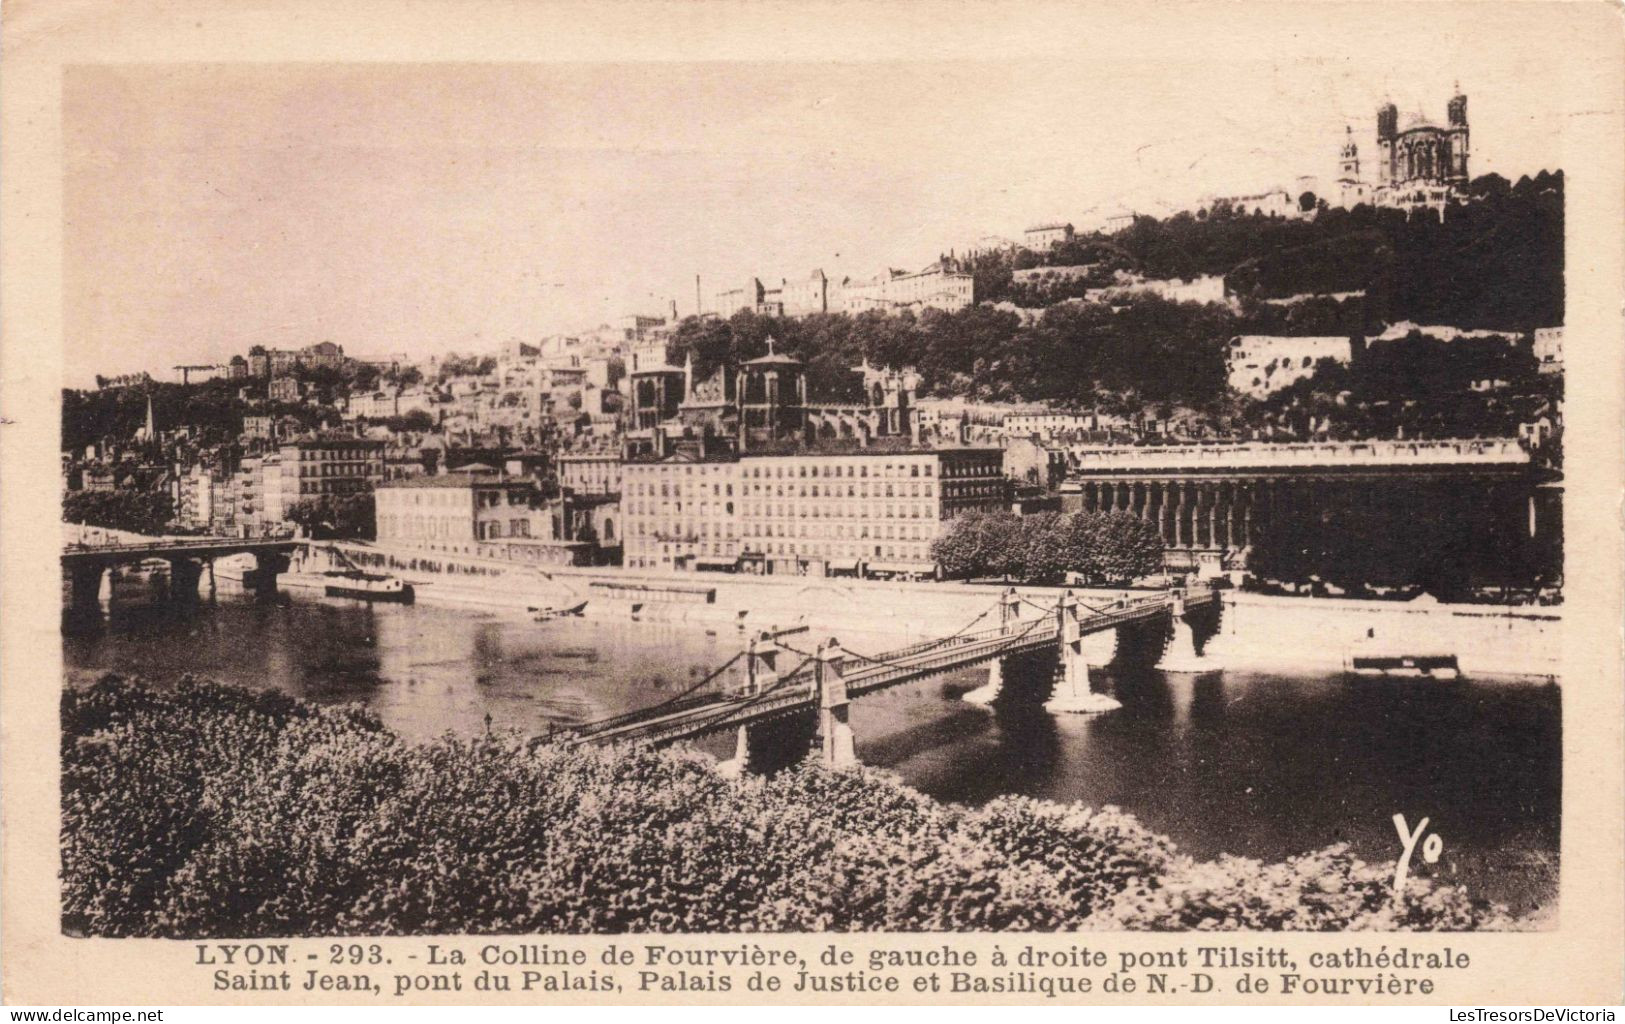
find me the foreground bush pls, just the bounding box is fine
[62,675,1520,936]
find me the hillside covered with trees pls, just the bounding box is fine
[658,173,1561,441]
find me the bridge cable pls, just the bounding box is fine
[1017,592,1141,617]
[560,650,745,741]
[767,596,1000,662]
[653,651,821,744]
[828,601,1062,677]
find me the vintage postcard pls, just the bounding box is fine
[2,0,1622,1009]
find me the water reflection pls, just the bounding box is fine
[63,588,1559,913]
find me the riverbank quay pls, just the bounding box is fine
[61,674,1522,937]
[319,542,1562,681]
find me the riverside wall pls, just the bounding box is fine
[1203,592,1561,681]
[326,543,1563,681]
[327,541,1113,643]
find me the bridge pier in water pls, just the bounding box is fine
[961,588,1026,704]
[250,551,289,601]
[1044,590,1123,714]
[66,563,107,619]
[1155,592,1222,674]
[719,638,858,775]
[166,558,205,604]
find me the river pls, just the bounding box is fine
[64,583,1561,918]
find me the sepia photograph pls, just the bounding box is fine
[1,4,1617,1010]
[48,52,1573,944]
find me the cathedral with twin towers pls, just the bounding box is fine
[1337,86,1470,213]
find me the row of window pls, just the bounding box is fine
[625,540,930,567]
[744,461,931,479]
[629,481,735,498]
[623,500,735,518]
[745,502,935,520]
[295,448,380,461]
[745,482,935,499]
[298,464,377,477]
[746,522,930,541]
[628,522,737,540]
[379,514,469,541]
[296,480,369,495]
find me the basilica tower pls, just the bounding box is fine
[1375,101,1399,186]
[1446,87,1469,182]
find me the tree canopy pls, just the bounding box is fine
[931,509,1163,585]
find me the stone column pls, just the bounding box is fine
[1159,482,1172,547]
[1207,484,1220,552]
[251,550,286,601]
[998,586,1020,634]
[745,633,779,696]
[1174,483,1187,548]
[167,557,203,604]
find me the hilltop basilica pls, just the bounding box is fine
[1337,87,1471,213]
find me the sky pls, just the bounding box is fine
[63,56,1568,385]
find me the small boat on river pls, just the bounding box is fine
[1348,652,1460,679]
[323,569,414,603]
[530,601,588,622]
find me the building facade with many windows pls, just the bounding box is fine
[558,452,624,496]
[621,446,1007,576]
[375,470,587,564]
[277,437,386,504]
[621,457,740,571]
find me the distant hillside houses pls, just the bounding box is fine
[1371,321,1518,344]
[1533,327,1563,372]
[710,262,976,319]
[1022,222,1075,250]
[1227,335,1354,398]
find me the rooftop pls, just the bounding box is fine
[378,469,532,489]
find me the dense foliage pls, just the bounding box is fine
[437,354,498,381]
[667,301,1231,413]
[931,510,1163,585]
[1025,172,1563,331]
[284,493,376,540]
[62,379,336,454]
[62,489,174,535]
[61,676,1518,937]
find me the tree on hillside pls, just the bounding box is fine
[63,489,174,535]
[385,365,424,388]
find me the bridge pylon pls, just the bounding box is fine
[816,639,857,770]
[1045,590,1122,714]
[743,631,780,696]
[998,587,1021,634]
